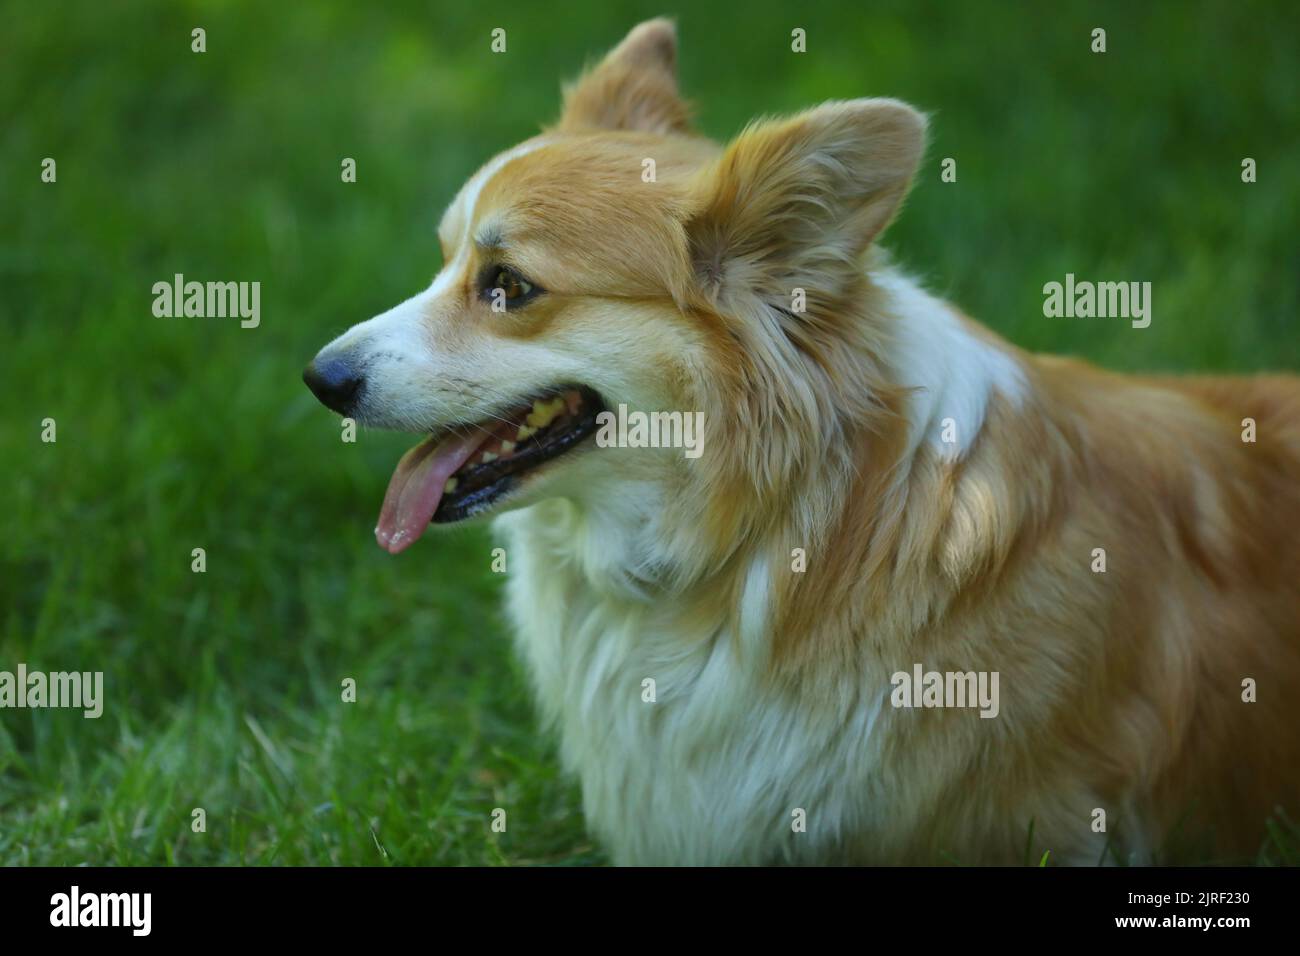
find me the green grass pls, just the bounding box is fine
[1,0,1296,865]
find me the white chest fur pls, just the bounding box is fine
[493,502,896,865]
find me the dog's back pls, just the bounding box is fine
[1135,372,1300,857]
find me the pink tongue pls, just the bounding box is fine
[375,432,486,554]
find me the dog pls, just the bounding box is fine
[305,19,1300,864]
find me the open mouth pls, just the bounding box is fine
[375,386,605,553]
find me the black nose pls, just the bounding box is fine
[303,357,363,415]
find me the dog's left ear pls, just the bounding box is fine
[684,98,926,312]
[557,18,691,135]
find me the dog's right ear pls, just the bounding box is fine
[556,18,691,135]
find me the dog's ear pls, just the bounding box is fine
[557,19,691,135]
[684,99,926,312]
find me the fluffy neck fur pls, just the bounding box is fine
[504,262,1035,661]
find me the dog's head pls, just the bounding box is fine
[305,19,925,560]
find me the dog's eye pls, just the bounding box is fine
[496,269,532,300]
[481,266,539,309]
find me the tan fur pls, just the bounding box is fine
[531,22,1300,862]
[319,19,1300,863]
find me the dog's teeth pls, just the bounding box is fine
[443,477,458,493]
[517,424,537,441]
[481,451,498,463]
[500,440,516,454]
[525,396,565,429]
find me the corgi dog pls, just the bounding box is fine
[304,19,1300,864]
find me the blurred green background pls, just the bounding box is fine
[1,0,1296,865]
